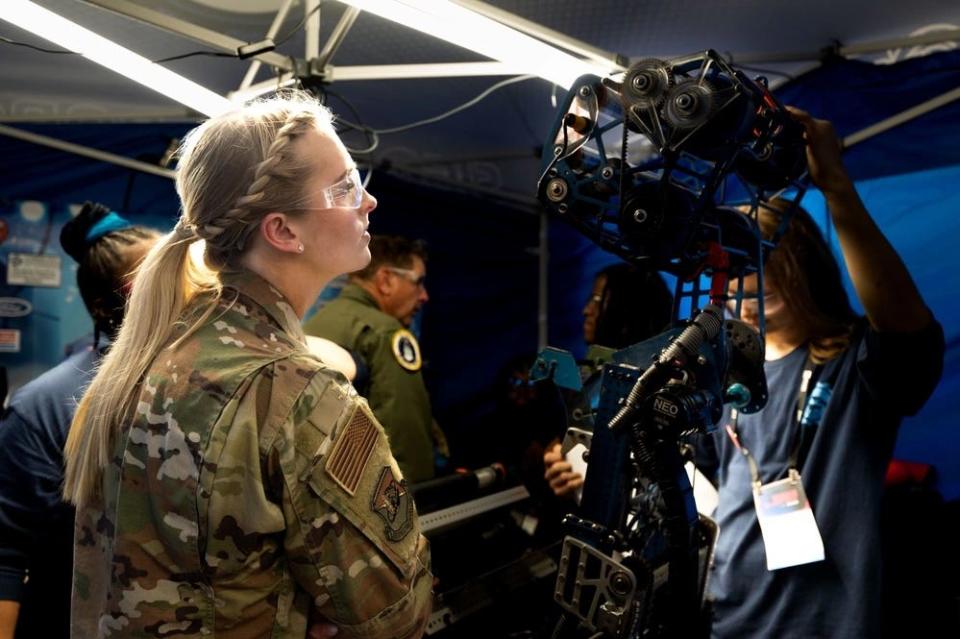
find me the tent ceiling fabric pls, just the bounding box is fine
[1,0,959,198]
[4,1,959,113]
[493,1,958,60]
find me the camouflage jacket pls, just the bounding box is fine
[72,271,432,638]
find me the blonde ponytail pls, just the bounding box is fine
[63,227,218,508]
[64,91,335,508]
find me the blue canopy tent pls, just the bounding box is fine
[0,36,957,497]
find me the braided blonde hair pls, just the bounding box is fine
[65,91,336,507]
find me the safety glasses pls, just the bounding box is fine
[318,167,365,209]
[386,266,427,289]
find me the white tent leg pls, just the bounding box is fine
[0,124,175,179]
[538,209,549,351]
[842,28,960,57]
[228,61,533,101]
[732,28,960,64]
[843,85,960,148]
[316,6,361,69]
[305,0,320,61]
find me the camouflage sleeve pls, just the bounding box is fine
[272,362,433,639]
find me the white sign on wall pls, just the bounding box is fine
[6,253,61,287]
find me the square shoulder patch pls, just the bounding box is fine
[325,403,380,495]
[371,466,414,542]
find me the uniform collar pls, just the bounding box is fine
[338,282,382,310]
[220,269,307,344]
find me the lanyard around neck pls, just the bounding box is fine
[726,354,823,486]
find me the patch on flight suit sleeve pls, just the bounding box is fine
[391,329,422,372]
[325,403,380,495]
[370,466,414,541]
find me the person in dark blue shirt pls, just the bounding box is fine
[0,203,159,639]
[543,263,674,497]
[706,109,944,638]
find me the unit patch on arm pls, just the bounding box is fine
[391,329,422,371]
[370,466,414,541]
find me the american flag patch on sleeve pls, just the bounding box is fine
[325,404,380,495]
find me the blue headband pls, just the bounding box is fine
[84,211,133,245]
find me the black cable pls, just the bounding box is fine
[274,1,325,47]
[321,76,539,153]
[152,50,237,64]
[362,75,537,134]
[322,87,378,154]
[1,35,240,65]
[7,19,539,141]
[324,74,541,151]
[0,36,73,54]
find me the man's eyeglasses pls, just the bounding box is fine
[386,267,427,288]
[317,167,365,209]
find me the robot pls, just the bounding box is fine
[534,50,808,638]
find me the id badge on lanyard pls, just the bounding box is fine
[752,469,824,570]
[726,356,830,571]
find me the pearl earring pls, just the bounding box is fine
[297,243,304,253]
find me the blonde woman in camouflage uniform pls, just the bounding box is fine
[63,93,432,639]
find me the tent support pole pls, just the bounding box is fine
[305,0,321,61]
[843,85,960,148]
[230,61,542,100]
[0,124,175,179]
[238,0,297,92]
[0,112,195,123]
[81,0,294,71]
[731,28,960,64]
[841,28,960,57]
[538,209,549,351]
[316,6,362,70]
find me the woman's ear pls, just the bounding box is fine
[258,212,301,254]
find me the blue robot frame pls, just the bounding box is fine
[534,50,809,638]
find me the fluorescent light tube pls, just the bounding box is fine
[338,0,612,87]
[0,0,234,116]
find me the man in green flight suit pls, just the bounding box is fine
[304,235,441,483]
